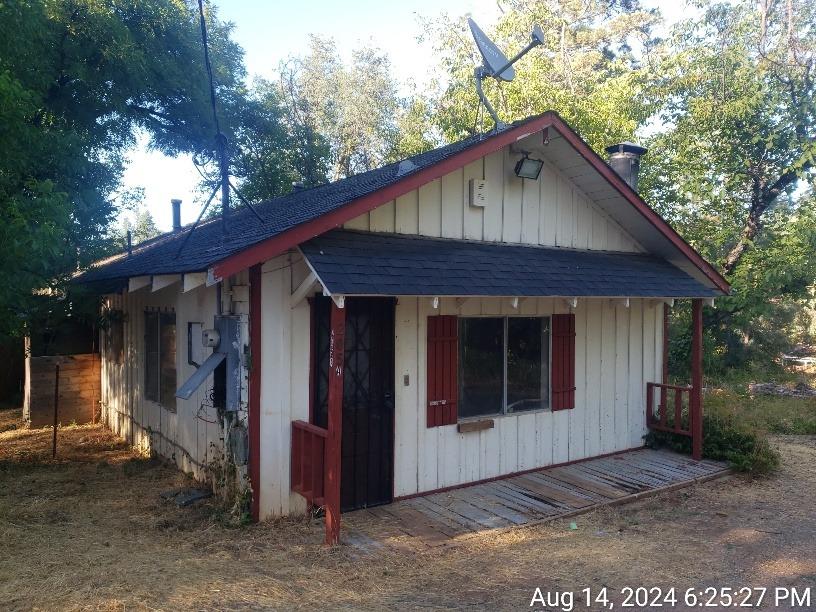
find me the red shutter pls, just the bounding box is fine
[426,315,458,427]
[551,313,576,410]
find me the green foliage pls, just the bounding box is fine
[640,0,816,368]
[421,0,659,148]
[0,0,271,339]
[276,36,401,181]
[644,415,781,474]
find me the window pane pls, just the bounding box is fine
[459,318,504,418]
[159,313,177,411]
[144,312,159,403]
[507,317,549,412]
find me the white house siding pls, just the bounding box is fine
[258,252,312,519]
[100,271,249,480]
[344,146,643,253]
[255,141,666,517]
[391,296,662,498]
[257,281,663,517]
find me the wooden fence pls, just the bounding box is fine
[24,354,100,427]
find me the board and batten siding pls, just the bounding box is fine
[392,296,661,498]
[258,253,312,518]
[344,147,643,253]
[256,257,664,515]
[100,272,248,480]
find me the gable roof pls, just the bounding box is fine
[301,230,720,298]
[76,111,729,294]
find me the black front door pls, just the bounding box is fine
[313,296,395,511]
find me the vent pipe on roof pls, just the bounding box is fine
[171,198,182,233]
[126,230,132,257]
[605,142,647,192]
[291,181,304,193]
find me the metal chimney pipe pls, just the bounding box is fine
[171,198,182,233]
[605,142,647,191]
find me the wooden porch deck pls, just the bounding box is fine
[342,449,729,550]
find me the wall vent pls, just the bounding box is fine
[469,179,488,207]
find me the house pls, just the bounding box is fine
[76,112,729,544]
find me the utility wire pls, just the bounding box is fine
[197,0,230,232]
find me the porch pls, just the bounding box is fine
[286,230,717,543]
[341,448,729,550]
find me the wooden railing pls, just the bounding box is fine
[291,420,328,506]
[646,382,693,437]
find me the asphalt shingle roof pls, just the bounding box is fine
[76,118,540,284]
[300,230,720,298]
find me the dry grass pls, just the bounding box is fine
[706,365,816,435]
[1,407,815,611]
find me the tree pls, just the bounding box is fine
[0,0,277,338]
[276,36,402,180]
[229,76,330,202]
[420,0,659,149]
[641,0,815,276]
[639,0,816,367]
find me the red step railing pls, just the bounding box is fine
[291,420,328,506]
[646,382,693,437]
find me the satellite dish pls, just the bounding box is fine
[467,17,546,129]
[468,18,515,82]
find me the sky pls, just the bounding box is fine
[122,0,689,232]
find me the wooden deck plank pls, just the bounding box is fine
[452,489,531,525]
[571,464,654,491]
[429,493,514,529]
[527,472,610,503]
[512,474,596,508]
[583,458,674,486]
[626,455,707,480]
[410,496,482,533]
[490,481,565,515]
[402,498,472,537]
[547,466,629,499]
[345,449,729,551]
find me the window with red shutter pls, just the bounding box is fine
[426,315,458,427]
[551,313,576,410]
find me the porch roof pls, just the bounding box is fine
[300,230,721,299]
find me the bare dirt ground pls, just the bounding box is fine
[1,407,814,611]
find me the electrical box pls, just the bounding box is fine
[469,179,488,207]
[230,284,249,303]
[202,328,220,348]
[176,315,242,413]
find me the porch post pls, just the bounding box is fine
[690,298,703,460]
[324,300,346,545]
[661,302,670,414]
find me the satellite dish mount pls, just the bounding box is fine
[468,18,545,129]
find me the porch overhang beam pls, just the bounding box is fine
[290,271,319,309]
[183,272,207,293]
[127,276,151,292]
[151,274,181,292]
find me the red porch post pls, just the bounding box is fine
[324,299,346,545]
[690,299,703,460]
[661,302,670,415]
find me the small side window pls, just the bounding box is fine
[144,310,177,410]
